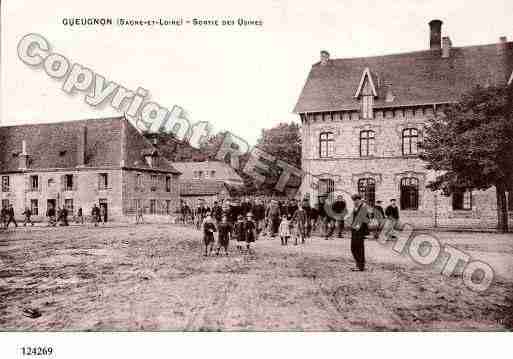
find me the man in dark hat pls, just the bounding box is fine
[385,198,400,240]
[350,194,369,271]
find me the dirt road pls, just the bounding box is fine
[1,224,512,331]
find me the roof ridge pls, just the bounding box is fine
[0,116,125,129]
[317,41,513,64]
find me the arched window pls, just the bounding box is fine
[318,178,335,204]
[402,128,419,155]
[319,132,335,158]
[400,177,419,210]
[359,130,375,157]
[452,189,473,210]
[358,178,376,206]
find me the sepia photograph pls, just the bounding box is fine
[0,0,512,357]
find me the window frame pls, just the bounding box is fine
[64,174,73,191]
[357,178,376,207]
[165,176,172,192]
[359,130,375,157]
[30,199,39,216]
[452,189,473,211]
[64,198,74,214]
[362,95,374,119]
[30,175,39,191]
[98,173,109,190]
[402,128,419,156]
[318,178,335,202]
[319,132,335,158]
[400,177,419,210]
[2,176,10,192]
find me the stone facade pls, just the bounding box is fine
[0,117,181,222]
[294,20,513,229]
[299,107,500,229]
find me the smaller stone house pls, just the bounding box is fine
[0,117,181,222]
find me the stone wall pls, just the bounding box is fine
[299,107,500,229]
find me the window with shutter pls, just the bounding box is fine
[2,176,10,192]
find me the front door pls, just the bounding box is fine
[99,199,108,221]
[47,199,56,213]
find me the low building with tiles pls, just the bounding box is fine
[179,180,234,208]
[173,160,244,207]
[0,117,181,222]
[294,20,513,229]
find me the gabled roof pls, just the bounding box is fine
[294,41,513,113]
[354,67,378,98]
[180,180,231,196]
[172,160,243,183]
[0,117,180,174]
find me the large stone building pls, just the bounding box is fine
[0,117,181,222]
[294,20,513,229]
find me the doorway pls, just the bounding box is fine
[99,199,108,222]
[47,199,56,212]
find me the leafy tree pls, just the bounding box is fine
[199,123,302,195]
[420,84,513,232]
[256,122,302,169]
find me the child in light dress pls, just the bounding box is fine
[279,214,291,246]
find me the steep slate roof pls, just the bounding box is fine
[173,160,243,184]
[294,42,513,113]
[180,180,231,196]
[0,117,180,174]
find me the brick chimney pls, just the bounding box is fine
[18,140,29,170]
[77,125,87,166]
[429,19,443,50]
[320,50,330,65]
[442,36,452,58]
[497,36,508,54]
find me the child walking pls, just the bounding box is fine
[202,211,217,256]
[233,215,245,253]
[279,214,291,246]
[243,213,257,254]
[216,215,232,256]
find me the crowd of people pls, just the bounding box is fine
[1,194,401,271]
[0,203,109,229]
[178,195,402,270]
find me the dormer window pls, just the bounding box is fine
[354,67,377,120]
[142,149,159,168]
[362,95,374,119]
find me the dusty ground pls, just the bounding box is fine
[0,223,512,331]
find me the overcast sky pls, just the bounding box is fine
[2,0,512,145]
